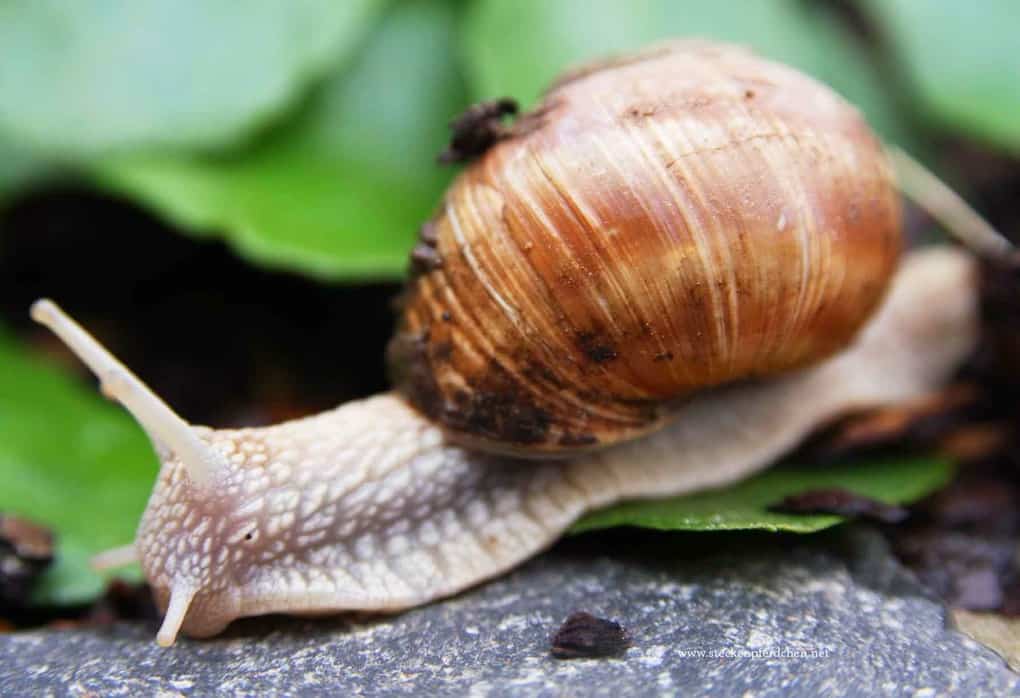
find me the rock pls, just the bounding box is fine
[0,527,1016,696]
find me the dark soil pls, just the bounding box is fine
[0,187,400,428]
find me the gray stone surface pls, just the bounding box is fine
[1,527,1016,697]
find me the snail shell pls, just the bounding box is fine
[391,41,901,456]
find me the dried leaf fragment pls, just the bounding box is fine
[953,609,1020,672]
[814,384,979,458]
[770,488,908,524]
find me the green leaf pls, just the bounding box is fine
[463,0,911,144]
[0,0,385,156]
[572,457,952,534]
[863,0,1020,151]
[95,0,466,281]
[0,325,157,604]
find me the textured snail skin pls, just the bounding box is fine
[131,247,974,644]
[392,41,901,455]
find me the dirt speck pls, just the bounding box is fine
[550,611,631,659]
[576,332,618,364]
[437,98,518,165]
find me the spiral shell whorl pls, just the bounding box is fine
[391,41,901,455]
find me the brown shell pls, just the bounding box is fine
[389,41,901,456]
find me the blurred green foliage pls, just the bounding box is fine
[0,0,385,156]
[0,0,1012,603]
[97,0,465,279]
[2,0,1015,275]
[864,0,1020,153]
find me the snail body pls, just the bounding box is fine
[32,247,976,645]
[28,42,985,646]
[392,41,900,455]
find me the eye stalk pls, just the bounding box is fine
[889,146,1015,262]
[30,299,227,490]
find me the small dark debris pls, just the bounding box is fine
[407,220,443,277]
[410,243,443,274]
[0,514,54,610]
[770,489,908,524]
[586,345,617,363]
[576,332,618,364]
[625,104,657,119]
[550,611,631,659]
[653,351,674,362]
[437,98,518,164]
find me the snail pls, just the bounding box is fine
[28,41,998,646]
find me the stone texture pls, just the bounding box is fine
[1,527,1016,697]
